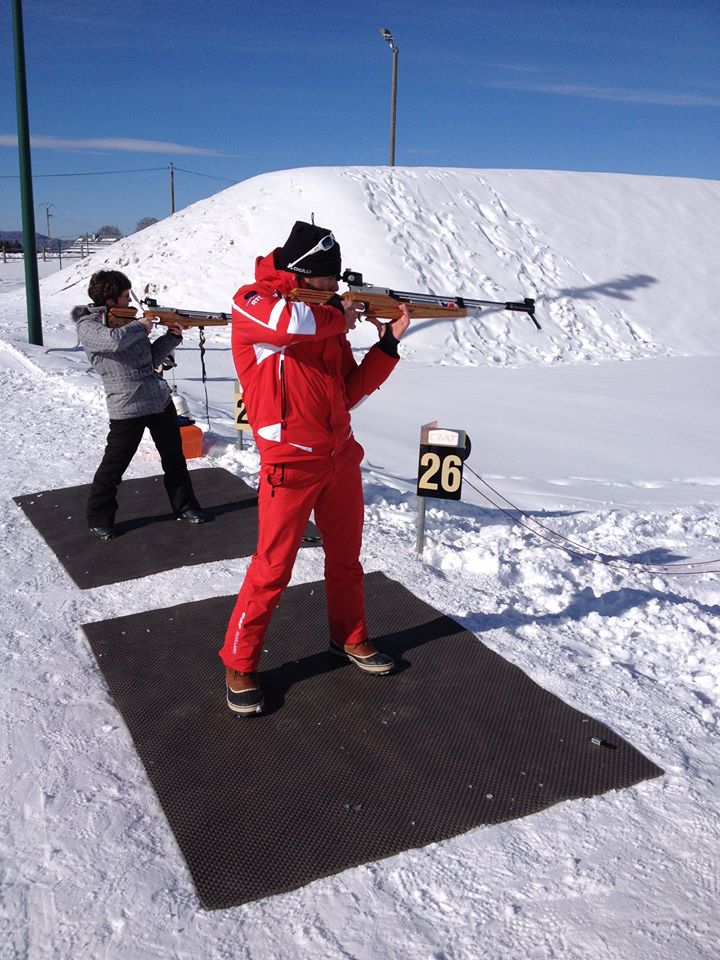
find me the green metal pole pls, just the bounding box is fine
[11,0,43,346]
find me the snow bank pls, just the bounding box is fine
[15,166,720,366]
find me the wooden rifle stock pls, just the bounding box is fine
[290,274,540,329]
[106,306,229,330]
[289,288,465,321]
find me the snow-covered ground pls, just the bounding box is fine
[1,167,718,959]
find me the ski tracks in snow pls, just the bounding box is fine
[345,168,665,366]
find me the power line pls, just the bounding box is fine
[1,162,239,229]
[0,164,238,182]
[172,166,238,183]
[0,165,168,179]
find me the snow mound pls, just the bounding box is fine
[30,166,720,367]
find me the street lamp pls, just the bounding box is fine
[379,27,398,166]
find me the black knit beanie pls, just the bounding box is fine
[274,221,342,277]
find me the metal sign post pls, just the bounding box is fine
[234,381,251,450]
[415,421,471,554]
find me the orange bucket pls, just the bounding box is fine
[180,424,203,459]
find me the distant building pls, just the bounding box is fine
[62,234,121,258]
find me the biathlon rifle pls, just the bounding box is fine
[106,297,229,330]
[290,269,540,330]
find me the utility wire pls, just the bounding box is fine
[172,166,238,183]
[0,164,237,182]
[0,165,168,179]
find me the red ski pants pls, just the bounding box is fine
[220,438,367,673]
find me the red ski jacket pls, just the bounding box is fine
[231,251,398,464]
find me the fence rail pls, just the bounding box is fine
[1,238,119,265]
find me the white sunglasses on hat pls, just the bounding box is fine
[286,232,336,270]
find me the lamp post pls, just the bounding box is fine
[379,27,398,166]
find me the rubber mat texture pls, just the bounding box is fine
[82,571,663,910]
[14,467,319,588]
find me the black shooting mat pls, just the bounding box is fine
[13,467,319,589]
[81,571,662,910]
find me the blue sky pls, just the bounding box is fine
[1,0,718,238]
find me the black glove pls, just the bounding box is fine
[377,324,400,358]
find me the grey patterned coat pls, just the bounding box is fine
[72,305,182,420]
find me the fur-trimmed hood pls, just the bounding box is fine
[71,304,104,323]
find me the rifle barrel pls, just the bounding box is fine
[153,307,230,320]
[381,288,535,314]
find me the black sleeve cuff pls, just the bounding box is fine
[376,325,400,359]
[326,294,345,312]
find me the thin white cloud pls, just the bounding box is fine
[0,135,225,155]
[488,81,720,108]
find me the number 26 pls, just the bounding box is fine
[419,452,462,493]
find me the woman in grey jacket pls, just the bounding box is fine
[73,270,205,540]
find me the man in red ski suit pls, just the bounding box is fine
[219,221,410,715]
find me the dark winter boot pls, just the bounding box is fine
[329,639,394,675]
[226,668,264,715]
[89,525,116,541]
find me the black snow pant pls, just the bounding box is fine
[87,402,199,527]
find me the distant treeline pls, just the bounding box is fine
[0,234,81,252]
[0,232,52,251]
[0,220,156,250]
